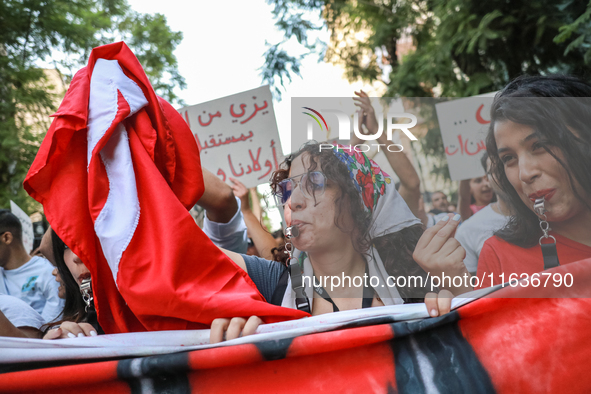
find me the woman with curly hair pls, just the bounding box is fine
[212,142,472,342]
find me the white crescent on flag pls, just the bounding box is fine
[87,58,148,285]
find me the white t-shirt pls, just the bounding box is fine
[0,294,45,330]
[203,197,248,254]
[455,204,510,275]
[0,256,64,322]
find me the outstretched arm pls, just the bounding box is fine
[0,311,28,338]
[197,169,238,224]
[230,178,277,260]
[0,311,40,338]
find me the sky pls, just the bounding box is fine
[123,0,378,230]
[125,0,372,154]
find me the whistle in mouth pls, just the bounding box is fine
[285,225,300,239]
[533,197,547,217]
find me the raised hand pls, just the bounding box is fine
[229,177,251,212]
[412,213,472,295]
[353,90,381,140]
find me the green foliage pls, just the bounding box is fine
[0,0,184,212]
[262,2,324,98]
[119,11,186,104]
[555,0,591,63]
[256,188,274,232]
[261,44,304,97]
[263,0,591,185]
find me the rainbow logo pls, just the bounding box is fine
[302,107,328,131]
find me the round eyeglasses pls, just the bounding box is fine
[275,171,326,205]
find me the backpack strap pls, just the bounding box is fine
[541,241,560,270]
[288,262,311,313]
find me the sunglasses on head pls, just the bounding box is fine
[275,171,327,205]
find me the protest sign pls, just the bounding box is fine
[435,94,495,181]
[179,86,283,188]
[9,201,33,254]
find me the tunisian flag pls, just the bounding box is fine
[24,42,307,333]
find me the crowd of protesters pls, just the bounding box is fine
[1,74,590,344]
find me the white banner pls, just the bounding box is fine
[435,94,496,181]
[0,291,491,364]
[179,86,283,188]
[9,201,33,254]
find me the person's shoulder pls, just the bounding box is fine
[456,208,486,234]
[460,207,508,236]
[28,256,55,271]
[472,203,494,216]
[0,294,35,310]
[463,204,496,223]
[0,294,45,329]
[241,254,287,302]
[242,254,285,271]
[3,256,48,275]
[479,236,505,259]
[481,236,535,261]
[555,233,591,253]
[483,235,510,249]
[477,236,508,273]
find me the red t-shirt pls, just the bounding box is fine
[475,233,591,289]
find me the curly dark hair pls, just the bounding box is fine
[271,143,373,254]
[485,75,591,247]
[271,142,429,301]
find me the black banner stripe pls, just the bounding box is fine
[117,352,191,394]
[390,311,495,394]
[254,337,296,361]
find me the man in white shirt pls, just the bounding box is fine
[0,210,64,322]
[455,154,512,275]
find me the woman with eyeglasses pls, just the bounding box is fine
[212,142,473,343]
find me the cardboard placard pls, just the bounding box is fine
[10,201,33,254]
[179,86,283,188]
[435,94,495,181]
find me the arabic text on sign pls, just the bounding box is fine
[445,134,486,157]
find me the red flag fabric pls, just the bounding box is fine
[2,258,591,393]
[23,42,308,333]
